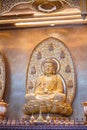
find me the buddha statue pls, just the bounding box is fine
[23,58,72,116]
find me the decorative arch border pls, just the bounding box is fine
[26,37,76,104]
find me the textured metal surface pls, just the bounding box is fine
[1,0,32,13]
[1,0,80,14]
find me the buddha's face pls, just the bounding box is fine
[43,62,54,75]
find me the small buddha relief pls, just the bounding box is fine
[60,50,65,59]
[65,65,71,73]
[48,43,54,51]
[31,66,36,75]
[28,81,33,90]
[37,51,42,60]
[68,80,73,88]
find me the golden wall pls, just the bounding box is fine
[0,25,87,119]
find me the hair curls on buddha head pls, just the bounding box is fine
[41,58,60,74]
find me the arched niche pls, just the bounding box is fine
[26,37,76,105]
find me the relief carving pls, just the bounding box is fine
[68,80,73,88]
[31,66,36,75]
[28,81,33,93]
[23,37,76,117]
[37,51,42,60]
[65,65,71,73]
[60,50,65,59]
[48,43,54,51]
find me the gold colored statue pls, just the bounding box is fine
[23,58,72,116]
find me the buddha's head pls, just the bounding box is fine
[42,58,59,75]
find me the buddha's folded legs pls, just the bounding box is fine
[53,93,66,102]
[22,98,72,116]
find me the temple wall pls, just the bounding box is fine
[0,25,87,119]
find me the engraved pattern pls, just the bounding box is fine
[1,0,32,13]
[31,66,36,75]
[1,0,80,14]
[26,37,76,104]
[27,81,33,93]
[28,81,33,89]
[0,53,5,100]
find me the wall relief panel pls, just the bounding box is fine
[23,37,76,116]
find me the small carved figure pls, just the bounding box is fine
[60,50,65,59]
[31,66,36,75]
[37,52,42,60]
[48,43,54,51]
[68,80,73,88]
[65,65,71,73]
[28,82,33,90]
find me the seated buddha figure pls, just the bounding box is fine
[34,58,66,101]
[23,58,72,116]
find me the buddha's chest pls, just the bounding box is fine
[42,76,57,87]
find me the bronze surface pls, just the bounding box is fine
[0,25,87,119]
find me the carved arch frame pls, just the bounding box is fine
[26,37,76,104]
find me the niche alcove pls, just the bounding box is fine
[22,37,76,117]
[0,1,87,129]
